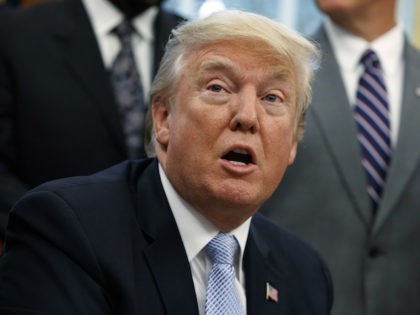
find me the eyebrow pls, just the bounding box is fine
[198,56,294,85]
[198,57,240,78]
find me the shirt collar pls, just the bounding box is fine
[158,164,251,269]
[324,17,404,76]
[82,0,158,41]
[132,6,158,42]
[82,0,122,38]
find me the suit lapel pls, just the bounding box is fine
[143,225,199,314]
[135,160,199,315]
[244,224,291,315]
[373,41,420,234]
[50,0,126,154]
[310,27,372,225]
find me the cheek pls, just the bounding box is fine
[173,104,227,143]
[168,109,210,156]
[263,121,296,164]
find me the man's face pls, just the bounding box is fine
[315,0,370,13]
[153,39,298,229]
[315,0,394,19]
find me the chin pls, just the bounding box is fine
[215,184,264,211]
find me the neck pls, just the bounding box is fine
[196,201,259,232]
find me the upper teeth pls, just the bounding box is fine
[233,148,247,154]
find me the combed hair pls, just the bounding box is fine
[150,10,320,144]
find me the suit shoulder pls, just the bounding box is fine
[252,213,324,264]
[0,1,60,30]
[0,0,84,48]
[32,161,121,190]
[32,159,152,195]
[10,159,156,238]
[23,159,154,217]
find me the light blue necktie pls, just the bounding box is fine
[205,233,244,315]
[111,21,146,159]
[354,49,392,212]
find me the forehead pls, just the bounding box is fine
[184,39,295,81]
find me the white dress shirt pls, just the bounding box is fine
[324,18,405,147]
[81,0,157,103]
[159,164,250,315]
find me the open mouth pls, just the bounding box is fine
[222,148,254,166]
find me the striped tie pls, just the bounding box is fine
[205,233,243,315]
[353,49,392,211]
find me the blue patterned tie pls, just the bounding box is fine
[354,49,392,211]
[205,233,243,315]
[111,21,146,159]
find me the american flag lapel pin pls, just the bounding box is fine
[266,282,278,303]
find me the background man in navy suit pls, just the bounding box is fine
[0,0,184,239]
[262,0,420,314]
[0,10,332,315]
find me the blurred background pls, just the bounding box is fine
[2,0,419,48]
[164,0,420,47]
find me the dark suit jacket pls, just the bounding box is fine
[0,158,333,314]
[0,0,184,235]
[262,25,420,315]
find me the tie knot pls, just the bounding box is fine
[113,20,135,41]
[205,233,238,265]
[360,49,381,70]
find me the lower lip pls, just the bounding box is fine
[220,158,256,175]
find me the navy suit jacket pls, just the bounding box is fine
[0,159,333,314]
[0,0,184,235]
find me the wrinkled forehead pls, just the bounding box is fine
[182,38,296,80]
[184,40,297,90]
[188,38,293,64]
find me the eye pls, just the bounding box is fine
[263,93,284,104]
[201,80,231,104]
[208,84,225,93]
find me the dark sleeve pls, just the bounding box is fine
[0,190,111,315]
[0,23,30,237]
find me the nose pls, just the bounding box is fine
[229,88,260,133]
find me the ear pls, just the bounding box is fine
[152,96,171,147]
[287,140,298,165]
